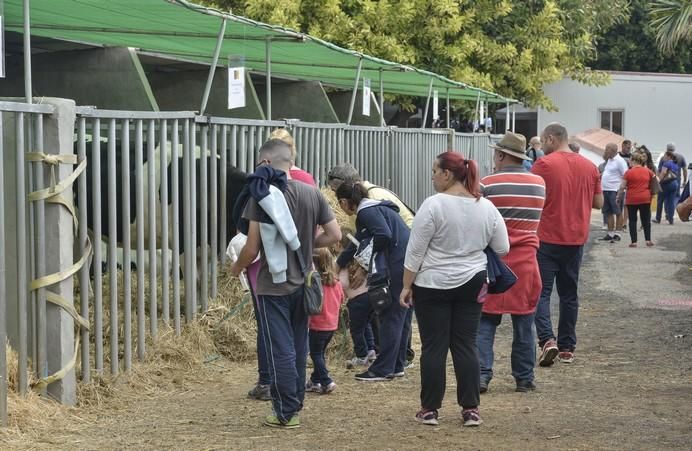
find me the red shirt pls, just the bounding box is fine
[531,151,602,245]
[309,281,344,331]
[290,167,317,187]
[624,166,654,205]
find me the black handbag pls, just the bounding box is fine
[484,247,517,294]
[367,249,392,314]
[296,249,323,316]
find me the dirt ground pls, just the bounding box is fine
[3,216,692,450]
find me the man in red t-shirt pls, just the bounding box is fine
[531,123,603,366]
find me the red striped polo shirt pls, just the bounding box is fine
[481,166,546,233]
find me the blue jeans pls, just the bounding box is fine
[347,293,376,358]
[368,291,409,377]
[659,181,680,224]
[477,313,536,383]
[309,330,335,386]
[257,287,308,423]
[534,242,584,352]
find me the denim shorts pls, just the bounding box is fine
[602,190,622,215]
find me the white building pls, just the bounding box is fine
[539,71,692,163]
[497,71,692,164]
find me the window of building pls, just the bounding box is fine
[599,109,624,135]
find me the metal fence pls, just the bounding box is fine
[1,105,500,420]
[0,100,57,425]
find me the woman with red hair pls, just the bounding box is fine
[400,151,509,427]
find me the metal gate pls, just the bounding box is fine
[1,104,500,421]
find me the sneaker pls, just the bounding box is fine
[462,408,482,427]
[322,382,337,394]
[264,414,300,429]
[366,349,377,362]
[538,339,559,367]
[391,371,405,378]
[404,360,416,369]
[355,370,390,382]
[479,379,489,394]
[646,241,655,247]
[598,235,614,243]
[612,234,621,242]
[346,356,369,369]
[248,383,272,401]
[305,381,322,393]
[558,351,575,363]
[515,380,536,393]
[415,409,439,426]
[652,219,661,224]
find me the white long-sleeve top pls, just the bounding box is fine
[404,193,510,289]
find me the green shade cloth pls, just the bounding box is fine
[4,0,513,103]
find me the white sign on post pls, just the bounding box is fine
[227,55,246,109]
[362,78,371,116]
[433,90,439,121]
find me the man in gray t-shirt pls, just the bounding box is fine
[230,139,341,429]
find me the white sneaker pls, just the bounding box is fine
[346,356,369,369]
[322,382,337,394]
[366,350,377,362]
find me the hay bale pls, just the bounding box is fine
[321,187,355,231]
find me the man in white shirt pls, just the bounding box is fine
[600,143,628,242]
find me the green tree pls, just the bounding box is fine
[591,0,692,72]
[649,0,692,53]
[205,0,628,108]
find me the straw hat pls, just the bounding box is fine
[489,132,530,161]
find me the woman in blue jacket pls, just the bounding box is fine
[336,182,411,381]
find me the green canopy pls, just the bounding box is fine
[4,0,514,103]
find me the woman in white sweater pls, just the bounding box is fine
[400,151,509,428]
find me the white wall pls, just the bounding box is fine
[537,72,692,164]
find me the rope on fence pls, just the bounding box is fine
[25,151,92,391]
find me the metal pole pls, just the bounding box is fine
[183,120,193,323]
[107,119,118,375]
[512,104,516,131]
[446,88,450,130]
[33,114,47,387]
[473,92,481,133]
[147,120,157,338]
[209,125,219,301]
[265,38,272,120]
[0,114,8,424]
[505,101,510,131]
[160,120,169,324]
[199,18,227,116]
[135,120,145,360]
[171,119,181,335]
[200,127,209,313]
[23,0,32,103]
[121,120,132,371]
[346,58,363,125]
[91,119,103,374]
[421,78,434,129]
[378,68,384,127]
[16,114,28,395]
[77,118,90,382]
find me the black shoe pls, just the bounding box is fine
[612,234,621,241]
[480,379,489,394]
[355,370,390,382]
[598,235,614,242]
[652,219,661,224]
[515,380,537,393]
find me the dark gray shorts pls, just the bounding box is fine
[602,190,622,215]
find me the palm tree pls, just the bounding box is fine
[649,0,692,53]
